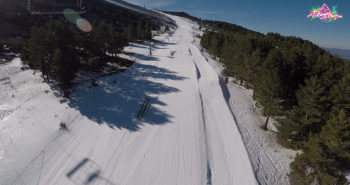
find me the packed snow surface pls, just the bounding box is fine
[191,37,297,185]
[192,25,297,185]
[0,15,258,185]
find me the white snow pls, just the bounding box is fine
[346,171,350,184]
[191,24,298,185]
[0,15,258,185]
[226,83,297,185]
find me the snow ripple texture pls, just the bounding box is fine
[0,14,258,185]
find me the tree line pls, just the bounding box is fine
[201,30,350,184]
[22,19,152,97]
[125,20,152,42]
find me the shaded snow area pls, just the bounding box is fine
[0,15,258,185]
[191,25,298,185]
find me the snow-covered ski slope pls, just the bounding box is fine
[0,15,257,185]
[192,34,297,185]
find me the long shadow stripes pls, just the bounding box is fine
[68,62,187,131]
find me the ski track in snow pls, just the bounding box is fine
[0,15,258,185]
[191,26,298,185]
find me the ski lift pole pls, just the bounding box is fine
[137,97,151,119]
[149,42,152,56]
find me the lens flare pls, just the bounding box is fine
[76,18,92,32]
[63,8,92,32]
[63,9,80,23]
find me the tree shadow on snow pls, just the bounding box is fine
[68,62,188,131]
[151,45,168,50]
[128,43,149,49]
[154,40,176,46]
[132,53,159,61]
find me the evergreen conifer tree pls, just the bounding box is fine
[136,20,144,40]
[254,66,281,130]
[125,23,136,41]
[51,48,75,97]
[25,27,49,80]
[245,49,263,86]
[144,21,152,40]
[330,72,350,116]
[290,110,350,185]
[92,21,106,56]
[253,49,283,130]
[278,76,326,147]
[107,23,117,56]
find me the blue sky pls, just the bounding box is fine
[125,0,350,50]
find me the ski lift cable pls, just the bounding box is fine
[26,0,85,15]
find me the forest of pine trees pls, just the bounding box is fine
[201,29,350,184]
[22,19,152,97]
[125,20,152,42]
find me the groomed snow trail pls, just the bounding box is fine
[191,29,297,185]
[0,15,257,185]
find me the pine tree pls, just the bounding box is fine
[280,47,307,108]
[290,110,350,185]
[46,21,78,96]
[230,34,253,85]
[209,34,223,57]
[125,23,136,42]
[200,31,213,49]
[25,27,49,80]
[51,48,64,85]
[220,35,245,84]
[107,23,117,56]
[264,48,282,69]
[144,21,152,40]
[51,48,76,97]
[254,66,281,130]
[320,110,350,169]
[253,49,283,130]
[312,52,334,75]
[117,32,128,53]
[330,72,350,116]
[290,135,343,185]
[107,24,127,57]
[136,20,144,40]
[278,76,326,147]
[92,21,106,56]
[245,49,263,86]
